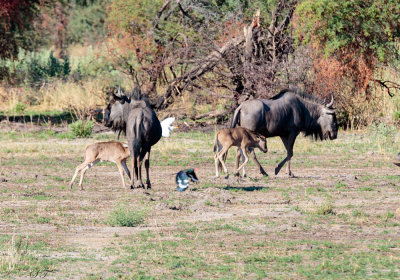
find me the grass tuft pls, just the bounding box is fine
[107,205,146,227]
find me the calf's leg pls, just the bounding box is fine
[78,159,100,190]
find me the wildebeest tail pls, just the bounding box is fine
[133,115,143,158]
[230,103,243,128]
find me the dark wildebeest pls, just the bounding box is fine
[104,86,162,189]
[230,89,338,177]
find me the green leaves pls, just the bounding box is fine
[296,0,400,62]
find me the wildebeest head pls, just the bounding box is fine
[104,87,130,132]
[317,96,338,140]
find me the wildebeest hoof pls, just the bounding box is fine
[274,167,280,175]
[224,174,229,179]
[233,172,240,177]
[146,183,151,189]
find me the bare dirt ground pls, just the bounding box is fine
[0,121,399,279]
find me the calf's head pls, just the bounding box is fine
[257,135,268,153]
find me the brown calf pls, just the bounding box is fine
[69,141,131,190]
[214,127,267,178]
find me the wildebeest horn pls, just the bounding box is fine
[326,95,334,108]
[115,85,122,97]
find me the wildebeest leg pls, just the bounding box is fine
[130,155,138,189]
[275,134,297,177]
[134,156,144,189]
[135,146,148,189]
[115,160,127,189]
[121,160,131,181]
[249,149,268,176]
[144,148,151,189]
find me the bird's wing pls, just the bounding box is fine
[161,117,175,137]
[161,117,175,127]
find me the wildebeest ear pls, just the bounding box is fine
[112,93,130,104]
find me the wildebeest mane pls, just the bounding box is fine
[270,88,325,105]
[271,88,325,141]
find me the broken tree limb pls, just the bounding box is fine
[154,36,245,109]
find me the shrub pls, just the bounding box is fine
[69,120,94,138]
[107,205,146,227]
[314,204,336,215]
[13,102,26,114]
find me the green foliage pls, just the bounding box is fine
[13,103,27,114]
[107,205,146,227]
[0,49,70,86]
[69,120,94,138]
[296,0,400,62]
[67,0,108,44]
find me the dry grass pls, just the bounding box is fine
[0,127,400,279]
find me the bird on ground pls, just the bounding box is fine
[175,168,199,192]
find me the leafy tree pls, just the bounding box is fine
[0,0,40,58]
[67,0,108,44]
[295,0,400,96]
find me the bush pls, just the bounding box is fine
[69,120,94,138]
[314,204,336,215]
[107,205,146,227]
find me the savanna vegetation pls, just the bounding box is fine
[1,0,400,279]
[0,0,399,128]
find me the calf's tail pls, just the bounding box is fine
[213,132,218,153]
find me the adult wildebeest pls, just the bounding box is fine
[231,89,338,177]
[104,86,162,189]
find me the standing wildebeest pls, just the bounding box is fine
[104,87,162,189]
[231,89,338,177]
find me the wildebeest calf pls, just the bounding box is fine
[214,127,267,178]
[69,141,131,190]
